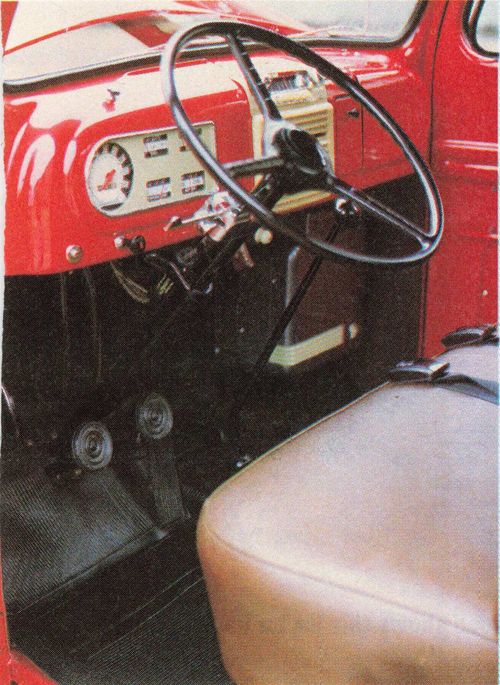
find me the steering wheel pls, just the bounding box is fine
[161,21,443,266]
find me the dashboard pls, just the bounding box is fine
[4,48,425,276]
[85,59,333,219]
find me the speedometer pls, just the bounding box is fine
[87,143,133,212]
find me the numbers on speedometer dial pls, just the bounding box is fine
[87,143,133,211]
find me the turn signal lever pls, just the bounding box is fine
[164,191,248,241]
[165,191,258,272]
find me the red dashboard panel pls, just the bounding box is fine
[4,63,253,274]
[3,6,440,276]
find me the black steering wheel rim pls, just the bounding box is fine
[161,20,443,266]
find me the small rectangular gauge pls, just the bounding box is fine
[181,171,205,194]
[146,177,171,202]
[144,133,169,158]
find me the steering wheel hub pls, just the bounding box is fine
[274,127,331,184]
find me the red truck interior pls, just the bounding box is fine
[0,1,497,683]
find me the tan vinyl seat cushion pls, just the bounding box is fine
[198,344,498,685]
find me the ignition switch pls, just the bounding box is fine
[334,198,361,219]
[114,235,146,255]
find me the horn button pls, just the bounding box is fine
[273,127,330,190]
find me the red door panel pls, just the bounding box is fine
[334,95,363,175]
[424,0,498,355]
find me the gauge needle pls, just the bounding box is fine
[98,169,116,192]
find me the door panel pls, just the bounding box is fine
[424,0,498,355]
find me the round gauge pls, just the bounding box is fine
[87,142,133,212]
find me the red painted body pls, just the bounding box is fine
[9,653,58,685]
[0,556,57,684]
[424,0,498,355]
[1,1,497,683]
[0,573,11,685]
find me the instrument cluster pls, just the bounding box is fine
[85,122,218,216]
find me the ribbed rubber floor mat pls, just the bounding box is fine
[11,533,233,685]
[1,466,159,612]
[77,579,231,685]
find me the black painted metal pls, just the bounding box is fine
[229,220,343,420]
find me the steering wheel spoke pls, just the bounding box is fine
[226,31,282,125]
[323,173,432,248]
[223,154,285,179]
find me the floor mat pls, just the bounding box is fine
[10,527,234,685]
[1,466,162,612]
[2,427,186,614]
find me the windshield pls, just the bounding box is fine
[238,0,421,41]
[4,0,421,84]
